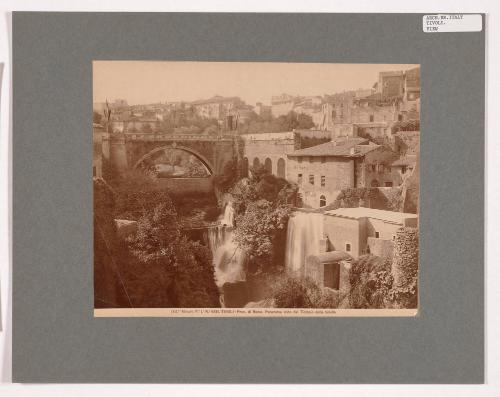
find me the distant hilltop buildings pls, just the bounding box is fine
[93,67,420,138]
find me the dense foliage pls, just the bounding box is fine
[93,178,131,308]
[320,187,404,213]
[94,168,220,308]
[391,227,419,308]
[213,159,239,193]
[229,165,298,273]
[112,170,173,220]
[235,111,315,135]
[348,255,393,309]
[272,276,339,308]
[126,202,220,307]
[158,111,220,135]
[349,228,418,309]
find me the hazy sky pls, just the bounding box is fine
[93,61,418,106]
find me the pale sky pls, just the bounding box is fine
[93,61,419,106]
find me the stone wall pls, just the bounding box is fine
[323,215,365,258]
[287,157,355,208]
[155,177,214,194]
[367,237,394,259]
[240,132,299,178]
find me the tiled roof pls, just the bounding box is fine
[287,138,379,158]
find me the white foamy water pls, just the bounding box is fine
[284,211,324,276]
[207,202,245,288]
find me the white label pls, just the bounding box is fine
[423,14,482,33]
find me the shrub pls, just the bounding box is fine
[391,227,419,308]
[349,255,393,309]
[272,275,339,309]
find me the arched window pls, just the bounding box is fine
[277,158,286,178]
[253,157,260,169]
[264,158,272,174]
[319,195,326,207]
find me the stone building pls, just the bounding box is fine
[240,132,300,178]
[110,117,161,133]
[323,207,418,259]
[376,71,405,98]
[254,102,271,118]
[319,92,356,134]
[191,95,244,120]
[271,93,299,117]
[286,137,399,208]
[391,154,417,186]
[305,251,352,293]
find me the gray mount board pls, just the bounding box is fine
[12,13,485,383]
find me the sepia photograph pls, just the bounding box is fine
[93,61,420,316]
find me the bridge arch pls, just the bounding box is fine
[132,144,215,175]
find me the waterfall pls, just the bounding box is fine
[207,202,245,288]
[220,201,235,227]
[284,211,324,276]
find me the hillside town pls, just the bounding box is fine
[93,63,420,312]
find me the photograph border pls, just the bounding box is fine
[13,12,484,383]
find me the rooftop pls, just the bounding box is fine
[324,207,418,224]
[287,138,380,158]
[191,95,242,105]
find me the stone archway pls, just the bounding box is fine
[264,158,272,174]
[277,157,286,178]
[132,144,215,175]
[253,157,260,169]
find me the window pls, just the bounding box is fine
[345,243,351,252]
[371,164,376,172]
[93,166,97,177]
[385,181,393,187]
[321,176,326,187]
[369,115,374,122]
[309,175,315,185]
[398,114,403,121]
[401,165,407,174]
[375,232,380,238]
[319,195,326,207]
[298,174,303,184]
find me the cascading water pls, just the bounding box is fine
[207,202,245,288]
[285,211,324,276]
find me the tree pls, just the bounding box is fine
[213,159,239,192]
[127,202,220,308]
[233,199,291,273]
[349,254,393,309]
[93,111,102,124]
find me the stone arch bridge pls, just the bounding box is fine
[102,132,237,175]
[100,131,300,193]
